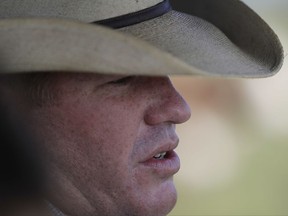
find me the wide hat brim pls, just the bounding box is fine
[0,0,284,78]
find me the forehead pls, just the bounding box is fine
[0,72,127,104]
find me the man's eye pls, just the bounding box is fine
[109,76,134,85]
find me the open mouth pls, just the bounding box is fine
[152,150,176,161]
[141,150,180,177]
[153,151,167,160]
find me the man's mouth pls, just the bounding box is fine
[153,152,167,160]
[141,149,180,178]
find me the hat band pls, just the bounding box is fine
[94,0,171,29]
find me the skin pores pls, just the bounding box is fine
[23,73,191,216]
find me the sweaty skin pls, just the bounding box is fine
[19,73,191,216]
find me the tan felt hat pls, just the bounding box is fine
[0,0,284,78]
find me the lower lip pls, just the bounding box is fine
[140,151,180,178]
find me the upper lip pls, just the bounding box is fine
[141,138,179,162]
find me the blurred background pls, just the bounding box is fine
[170,0,288,215]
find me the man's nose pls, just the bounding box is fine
[144,77,191,126]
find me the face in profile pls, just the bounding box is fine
[24,73,191,216]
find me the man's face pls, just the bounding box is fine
[26,73,191,216]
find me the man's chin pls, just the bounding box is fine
[146,179,178,216]
[160,180,178,214]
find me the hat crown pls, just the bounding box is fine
[0,0,163,22]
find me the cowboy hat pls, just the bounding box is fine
[0,0,284,78]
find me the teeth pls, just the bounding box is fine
[153,152,167,160]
